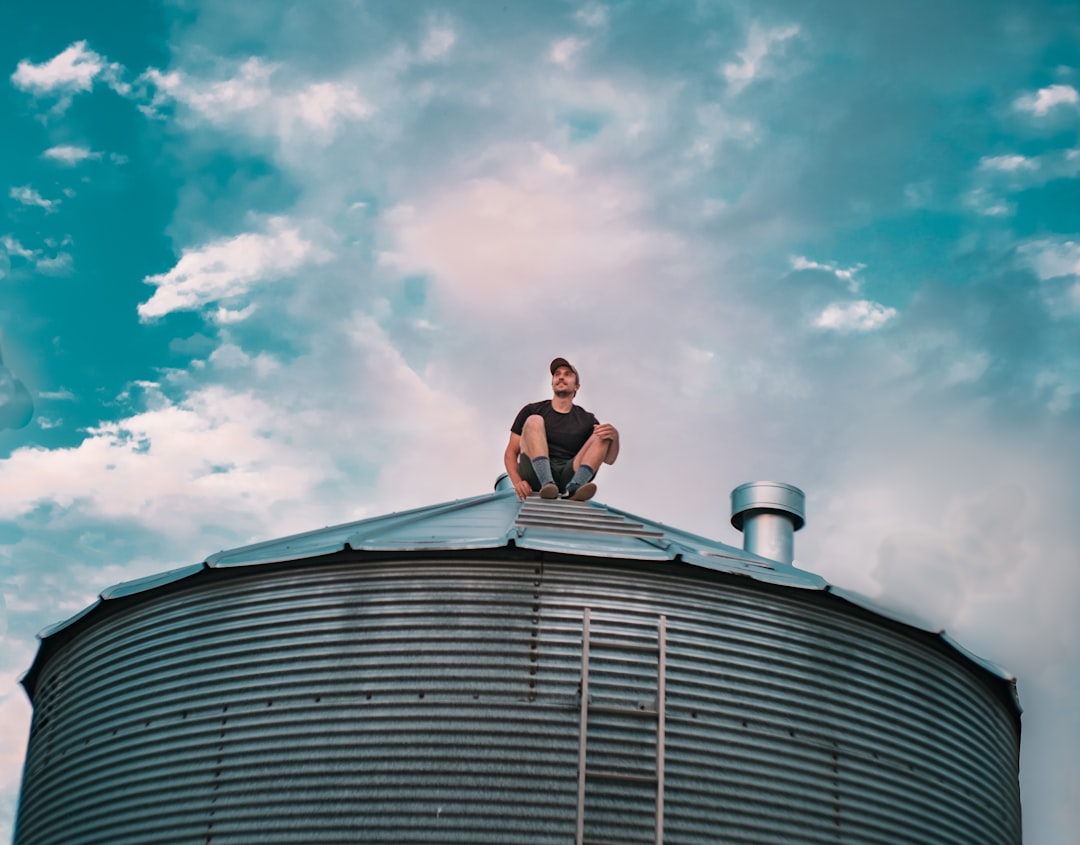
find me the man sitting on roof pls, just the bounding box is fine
[504,357,620,502]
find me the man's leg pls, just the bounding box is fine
[521,415,559,498]
[567,432,613,501]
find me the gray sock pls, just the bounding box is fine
[566,465,595,493]
[531,456,555,487]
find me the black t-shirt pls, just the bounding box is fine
[511,400,599,461]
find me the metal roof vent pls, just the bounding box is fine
[730,481,806,565]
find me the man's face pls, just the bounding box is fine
[552,365,579,396]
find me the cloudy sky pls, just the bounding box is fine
[1,0,1078,840]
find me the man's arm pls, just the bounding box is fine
[503,432,532,500]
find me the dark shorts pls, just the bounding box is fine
[518,455,581,494]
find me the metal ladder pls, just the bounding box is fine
[576,607,667,845]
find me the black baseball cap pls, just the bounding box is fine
[550,357,579,378]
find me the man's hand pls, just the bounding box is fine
[512,479,533,501]
[593,423,617,441]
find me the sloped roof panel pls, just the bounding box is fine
[99,563,206,599]
[198,488,832,586]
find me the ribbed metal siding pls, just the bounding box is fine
[537,562,1020,845]
[15,555,1019,845]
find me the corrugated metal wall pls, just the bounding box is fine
[14,555,1020,845]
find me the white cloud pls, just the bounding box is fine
[814,300,897,332]
[1,237,36,260]
[550,36,587,67]
[979,154,1038,172]
[1020,239,1080,281]
[1017,238,1080,318]
[1034,369,1080,414]
[419,23,457,62]
[0,688,31,825]
[964,187,1012,217]
[212,304,258,325]
[1014,84,1080,117]
[138,219,328,320]
[791,256,865,293]
[37,389,76,401]
[140,59,371,145]
[0,385,337,533]
[380,155,684,318]
[723,22,799,93]
[141,60,272,115]
[575,4,609,29]
[945,351,991,386]
[9,186,58,212]
[10,41,127,109]
[207,343,279,378]
[35,254,74,275]
[970,149,1080,198]
[11,41,107,94]
[688,103,760,162]
[903,181,934,208]
[42,145,100,165]
[534,144,575,175]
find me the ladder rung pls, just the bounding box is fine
[584,840,648,845]
[588,704,657,717]
[585,768,658,784]
[590,638,658,653]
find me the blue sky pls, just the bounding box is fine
[1,0,1078,840]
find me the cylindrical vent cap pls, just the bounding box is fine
[731,481,806,565]
[730,481,806,531]
[494,473,513,492]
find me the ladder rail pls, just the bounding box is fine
[576,608,591,845]
[656,615,667,845]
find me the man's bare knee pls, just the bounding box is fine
[522,415,546,435]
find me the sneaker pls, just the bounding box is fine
[539,482,559,499]
[567,482,597,502]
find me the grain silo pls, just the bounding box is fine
[13,479,1021,844]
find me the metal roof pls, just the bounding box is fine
[22,480,1019,714]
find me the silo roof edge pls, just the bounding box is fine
[21,487,1019,719]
